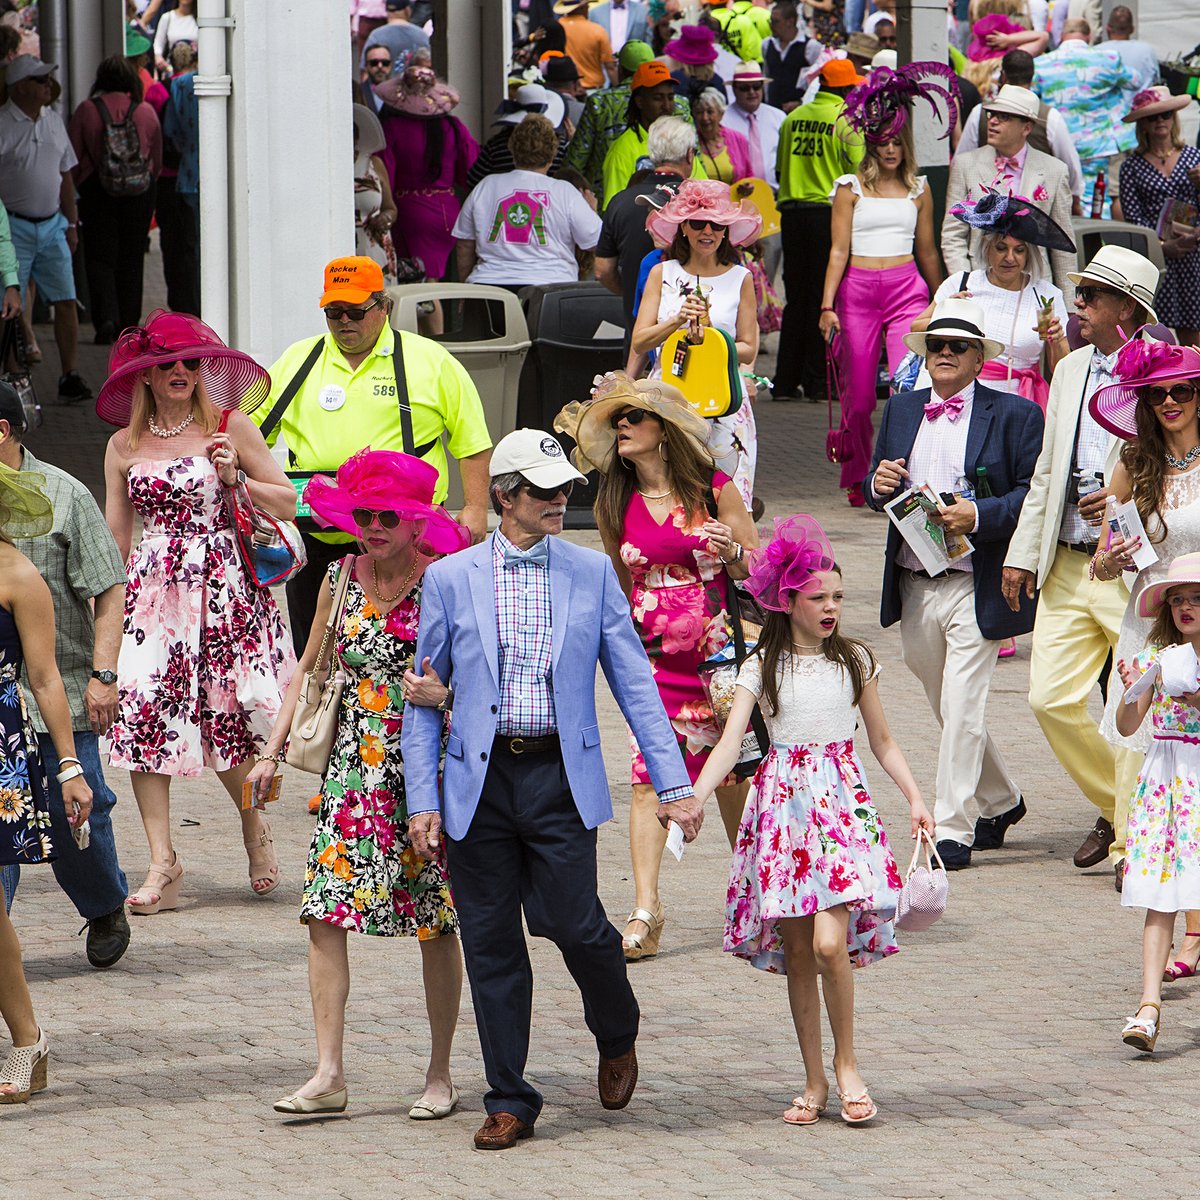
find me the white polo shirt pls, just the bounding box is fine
[0,100,76,219]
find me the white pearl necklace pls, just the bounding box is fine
[147,410,195,438]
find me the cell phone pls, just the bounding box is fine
[242,774,281,810]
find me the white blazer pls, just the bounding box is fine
[1005,344,1125,587]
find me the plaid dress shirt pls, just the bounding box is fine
[492,530,557,737]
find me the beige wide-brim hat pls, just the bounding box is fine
[554,373,714,475]
[1067,244,1160,324]
[1138,551,1200,617]
[352,103,386,158]
[903,298,1005,361]
[1123,85,1190,123]
[985,83,1039,120]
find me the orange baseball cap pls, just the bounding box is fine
[820,58,865,87]
[631,60,673,91]
[319,256,385,307]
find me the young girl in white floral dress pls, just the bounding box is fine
[1115,552,1200,1054]
[694,515,933,1127]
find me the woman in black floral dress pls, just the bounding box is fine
[250,449,470,1119]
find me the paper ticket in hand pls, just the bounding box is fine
[665,821,686,861]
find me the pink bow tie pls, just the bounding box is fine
[924,395,966,423]
[995,154,1020,172]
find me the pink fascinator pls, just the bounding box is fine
[645,179,763,248]
[744,514,837,612]
[842,62,960,144]
[1089,332,1200,439]
[967,14,1022,61]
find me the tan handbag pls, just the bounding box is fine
[285,555,355,775]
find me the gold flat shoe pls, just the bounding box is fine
[273,1086,348,1114]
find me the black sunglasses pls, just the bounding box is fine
[155,357,201,371]
[521,479,574,501]
[352,508,401,529]
[685,218,723,232]
[734,82,763,90]
[925,337,974,355]
[1145,384,1198,406]
[609,407,655,429]
[324,299,380,322]
[1075,285,1122,306]
[366,57,392,67]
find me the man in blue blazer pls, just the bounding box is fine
[864,299,1043,871]
[588,0,651,51]
[403,428,701,1151]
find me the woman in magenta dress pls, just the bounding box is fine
[556,372,758,961]
[376,65,479,281]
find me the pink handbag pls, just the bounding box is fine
[824,333,858,465]
[895,829,949,932]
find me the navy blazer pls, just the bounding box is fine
[864,382,1044,640]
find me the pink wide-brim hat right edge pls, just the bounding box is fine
[1087,336,1200,439]
[1138,552,1200,617]
[645,179,763,247]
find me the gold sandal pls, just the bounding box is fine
[622,906,665,961]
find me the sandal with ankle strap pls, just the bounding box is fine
[783,1094,827,1126]
[1163,932,1200,981]
[0,1028,48,1104]
[245,817,281,896]
[1122,1001,1161,1052]
[126,853,183,915]
[622,906,665,962]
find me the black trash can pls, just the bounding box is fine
[517,282,627,528]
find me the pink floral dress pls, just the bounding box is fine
[725,650,902,973]
[107,457,295,776]
[1121,647,1200,913]
[622,473,734,786]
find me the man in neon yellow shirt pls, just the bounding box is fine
[601,60,706,209]
[773,58,864,402]
[256,256,492,642]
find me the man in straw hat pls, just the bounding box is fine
[866,298,1044,870]
[721,60,786,189]
[1003,245,1162,886]
[403,429,702,1150]
[943,84,1074,296]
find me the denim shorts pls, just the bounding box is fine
[10,210,76,303]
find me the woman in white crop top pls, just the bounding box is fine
[816,126,942,507]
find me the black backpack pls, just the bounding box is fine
[93,96,153,197]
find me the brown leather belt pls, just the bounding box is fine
[494,735,560,756]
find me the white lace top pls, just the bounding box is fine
[736,649,879,746]
[829,174,926,257]
[1100,467,1200,751]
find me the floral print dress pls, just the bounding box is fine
[107,457,295,775]
[725,651,902,974]
[0,605,53,865]
[1121,647,1200,913]
[300,560,456,939]
[622,473,734,786]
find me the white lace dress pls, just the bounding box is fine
[1100,467,1200,751]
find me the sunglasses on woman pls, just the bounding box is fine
[609,407,654,429]
[323,299,380,322]
[521,480,574,501]
[925,337,973,355]
[1145,384,1198,406]
[685,219,723,232]
[155,357,201,371]
[352,508,401,529]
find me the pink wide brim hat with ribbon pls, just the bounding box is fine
[744,514,837,612]
[1123,85,1191,123]
[95,309,271,427]
[1137,551,1200,617]
[645,179,763,248]
[376,66,460,118]
[967,14,1023,61]
[303,448,470,555]
[1088,333,1200,439]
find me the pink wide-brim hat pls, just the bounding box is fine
[744,514,837,612]
[1123,85,1191,123]
[303,448,470,555]
[1088,333,1200,439]
[664,25,718,66]
[376,65,460,118]
[95,309,271,427]
[1138,552,1200,617]
[645,179,763,247]
[967,14,1023,62]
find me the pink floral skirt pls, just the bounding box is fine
[725,739,901,973]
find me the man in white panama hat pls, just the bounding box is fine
[1003,244,1161,887]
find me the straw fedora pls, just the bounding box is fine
[902,298,1005,360]
[1067,245,1160,324]
[984,83,1039,121]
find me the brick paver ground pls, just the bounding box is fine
[2,270,1185,1199]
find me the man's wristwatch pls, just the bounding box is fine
[91,669,118,685]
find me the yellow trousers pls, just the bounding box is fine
[1028,547,1138,864]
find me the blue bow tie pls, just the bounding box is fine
[503,540,550,568]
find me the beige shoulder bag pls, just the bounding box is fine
[285,555,355,775]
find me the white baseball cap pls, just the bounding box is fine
[6,56,56,86]
[490,429,586,489]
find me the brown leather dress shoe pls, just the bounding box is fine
[1074,818,1115,868]
[598,1044,638,1110]
[473,1112,534,1150]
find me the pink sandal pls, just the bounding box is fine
[998,638,1017,659]
[1163,931,1200,981]
[783,1095,826,1126]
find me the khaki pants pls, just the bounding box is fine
[1028,546,1139,864]
[899,571,1021,847]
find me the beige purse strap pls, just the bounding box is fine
[313,555,355,674]
[905,826,944,877]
